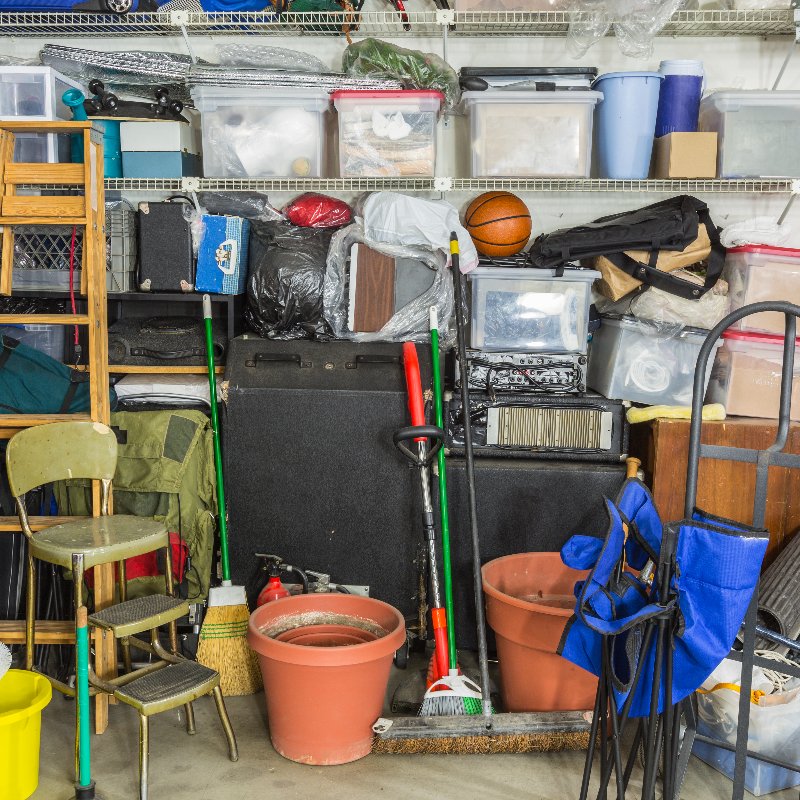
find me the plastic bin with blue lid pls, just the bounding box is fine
[468,267,599,353]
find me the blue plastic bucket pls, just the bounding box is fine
[593,72,664,179]
[655,60,704,137]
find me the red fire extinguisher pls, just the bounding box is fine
[256,557,309,607]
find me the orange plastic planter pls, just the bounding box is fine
[248,593,405,765]
[482,552,597,712]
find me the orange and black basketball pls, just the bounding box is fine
[464,191,532,258]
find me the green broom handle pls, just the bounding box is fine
[430,309,457,672]
[76,603,91,788]
[203,295,230,584]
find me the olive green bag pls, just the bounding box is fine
[54,410,216,602]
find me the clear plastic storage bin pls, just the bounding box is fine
[461,90,602,177]
[0,324,64,362]
[191,86,328,178]
[588,316,720,406]
[332,90,443,178]
[725,245,800,335]
[468,267,598,353]
[0,66,84,121]
[699,91,800,178]
[707,330,800,420]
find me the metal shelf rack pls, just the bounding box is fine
[103,177,799,194]
[0,8,793,37]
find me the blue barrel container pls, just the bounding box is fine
[593,72,664,180]
[655,60,704,137]
[70,120,122,178]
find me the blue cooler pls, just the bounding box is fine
[195,215,250,295]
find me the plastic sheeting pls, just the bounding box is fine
[324,223,454,346]
[245,221,334,341]
[359,192,479,274]
[284,194,352,229]
[342,38,460,110]
[720,217,795,249]
[567,0,684,59]
[216,44,328,75]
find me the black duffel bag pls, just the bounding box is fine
[529,195,725,301]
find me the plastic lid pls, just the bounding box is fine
[659,60,704,76]
[601,314,710,338]
[460,67,598,77]
[331,90,444,102]
[461,89,602,105]
[727,244,800,258]
[723,329,800,345]
[592,71,664,87]
[469,266,600,280]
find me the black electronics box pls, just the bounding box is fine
[137,200,195,292]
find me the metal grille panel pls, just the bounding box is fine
[487,405,611,450]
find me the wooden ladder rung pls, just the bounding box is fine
[0,120,92,133]
[0,314,89,325]
[0,620,75,645]
[0,216,89,227]
[0,414,92,428]
[4,163,86,186]
[1,196,85,220]
[0,515,88,532]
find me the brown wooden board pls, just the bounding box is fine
[350,243,396,333]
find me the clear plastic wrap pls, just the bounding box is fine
[324,223,454,346]
[216,44,328,75]
[245,220,334,340]
[595,271,730,329]
[359,192,480,274]
[568,0,684,59]
[720,217,794,249]
[284,193,352,229]
[341,38,460,111]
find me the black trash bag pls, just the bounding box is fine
[245,220,334,340]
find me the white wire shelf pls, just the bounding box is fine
[103,177,797,193]
[0,8,793,37]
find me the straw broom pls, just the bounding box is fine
[196,295,261,696]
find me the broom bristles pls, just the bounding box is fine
[372,730,591,755]
[419,693,483,717]
[197,603,262,696]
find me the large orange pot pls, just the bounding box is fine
[482,552,597,712]
[248,593,405,765]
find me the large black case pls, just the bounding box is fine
[108,317,226,366]
[223,337,431,622]
[137,200,195,292]
[442,458,626,650]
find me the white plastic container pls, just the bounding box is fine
[724,245,800,335]
[120,119,200,154]
[588,316,720,406]
[461,90,602,177]
[332,90,443,178]
[707,330,800,420]
[699,91,800,178]
[191,86,329,178]
[0,66,84,122]
[0,324,64,362]
[468,267,599,353]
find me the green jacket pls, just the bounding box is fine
[55,410,216,601]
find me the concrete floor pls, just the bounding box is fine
[34,682,799,800]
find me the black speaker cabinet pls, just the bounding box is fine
[223,337,431,622]
[442,458,626,651]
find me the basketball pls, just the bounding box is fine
[464,191,532,258]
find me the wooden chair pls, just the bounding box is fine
[6,420,238,800]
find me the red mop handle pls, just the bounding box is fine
[402,342,426,438]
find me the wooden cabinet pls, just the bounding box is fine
[630,417,800,566]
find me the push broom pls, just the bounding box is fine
[373,235,591,754]
[196,295,261,696]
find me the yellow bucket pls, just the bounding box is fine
[0,669,52,800]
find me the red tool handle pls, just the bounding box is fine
[431,607,449,681]
[402,341,426,429]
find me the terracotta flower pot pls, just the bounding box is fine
[482,552,597,713]
[248,593,405,765]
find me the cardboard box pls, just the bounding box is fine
[122,151,201,178]
[652,132,717,179]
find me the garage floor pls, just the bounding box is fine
[33,678,798,800]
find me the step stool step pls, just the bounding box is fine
[89,595,188,639]
[114,660,219,716]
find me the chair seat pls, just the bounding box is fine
[114,660,220,716]
[29,515,168,569]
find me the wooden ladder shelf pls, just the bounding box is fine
[0,120,115,733]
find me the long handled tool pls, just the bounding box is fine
[196,295,261,696]
[450,234,493,725]
[395,341,449,682]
